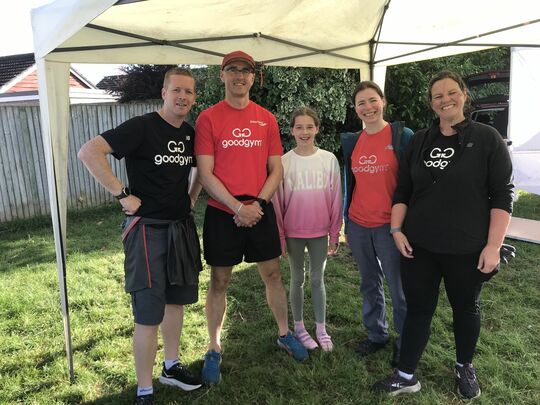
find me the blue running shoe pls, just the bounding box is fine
[277,331,309,362]
[202,350,222,385]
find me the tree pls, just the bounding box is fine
[385,48,510,130]
[191,65,358,153]
[113,48,510,154]
[250,66,358,152]
[115,64,176,102]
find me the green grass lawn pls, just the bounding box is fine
[0,191,539,404]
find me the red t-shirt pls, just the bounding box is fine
[349,124,398,227]
[195,100,283,213]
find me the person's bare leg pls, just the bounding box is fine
[258,258,289,336]
[133,323,159,387]
[161,304,183,361]
[206,266,233,352]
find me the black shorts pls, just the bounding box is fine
[123,218,200,325]
[203,202,281,266]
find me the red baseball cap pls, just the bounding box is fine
[221,50,256,70]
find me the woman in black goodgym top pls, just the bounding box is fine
[372,71,514,399]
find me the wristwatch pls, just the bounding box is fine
[255,197,267,208]
[114,187,130,200]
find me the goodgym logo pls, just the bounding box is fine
[358,155,377,164]
[352,154,389,174]
[232,128,251,138]
[222,127,262,149]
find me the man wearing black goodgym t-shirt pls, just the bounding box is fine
[78,68,202,404]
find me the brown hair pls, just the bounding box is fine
[289,106,321,128]
[163,67,195,88]
[427,70,468,102]
[351,80,385,105]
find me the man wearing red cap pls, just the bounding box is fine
[195,50,308,384]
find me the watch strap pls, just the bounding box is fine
[114,187,130,200]
[255,197,267,207]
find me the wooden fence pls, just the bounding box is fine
[0,101,161,222]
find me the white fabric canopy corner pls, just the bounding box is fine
[509,47,540,195]
[35,58,73,381]
[31,0,540,380]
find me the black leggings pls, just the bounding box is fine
[397,245,486,374]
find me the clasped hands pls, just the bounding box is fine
[233,201,263,227]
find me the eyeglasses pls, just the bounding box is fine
[224,66,255,75]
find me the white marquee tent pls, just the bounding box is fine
[509,47,540,195]
[31,0,540,380]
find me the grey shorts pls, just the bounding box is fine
[130,279,198,326]
[122,217,200,325]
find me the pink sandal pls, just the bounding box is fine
[295,329,319,350]
[317,332,333,352]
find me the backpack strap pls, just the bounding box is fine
[339,131,361,235]
[391,121,405,161]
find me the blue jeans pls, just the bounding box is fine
[347,220,406,347]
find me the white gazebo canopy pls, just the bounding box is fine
[31,0,540,380]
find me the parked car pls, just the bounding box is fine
[465,70,510,142]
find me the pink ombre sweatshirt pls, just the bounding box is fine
[273,148,343,250]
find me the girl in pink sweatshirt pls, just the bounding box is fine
[273,107,342,351]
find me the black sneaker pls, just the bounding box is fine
[134,394,154,405]
[356,338,387,357]
[371,370,421,396]
[455,363,481,399]
[158,362,202,391]
[391,341,400,367]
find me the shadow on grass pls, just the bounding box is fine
[166,260,374,405]
[5,195,539,404]
[0,205,126,272]
[0,240,56,272]
[78,387,134,405]
[1,200,208,273]
[1,324,133,378]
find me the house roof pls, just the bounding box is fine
[0,53,35,88]
[0,53,97,93]
[0,53,115,103]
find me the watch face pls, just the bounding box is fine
[115,187,130,199]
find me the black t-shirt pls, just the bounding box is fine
[101,112,195,220]
[423,132,460,181]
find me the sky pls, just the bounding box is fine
[0,0,123,85]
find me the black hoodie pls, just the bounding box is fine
[393,119,514,255]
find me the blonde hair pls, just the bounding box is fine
[163,67,195,88]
